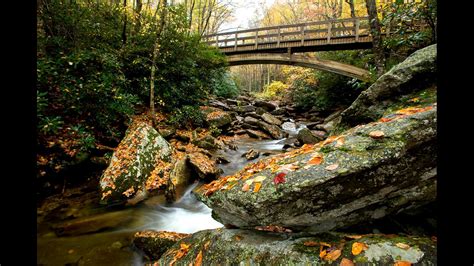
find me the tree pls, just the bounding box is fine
[365,0,385,76]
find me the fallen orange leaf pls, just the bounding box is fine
[242,183,250,192]
[340,258,355,266]
[345,235,363,239]
[303,241,319,247]
[194,250,203,266]
[395,243,410,250]
[369,130,385,139]
[307,155,323,165]
[325,164,339,171]
[352,242,368,255]
[394,261,412,266]
[324,249,341,261]
[253,182,262,192]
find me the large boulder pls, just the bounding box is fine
[204,109,232,128]
[188,153,222,181]
[337,44,437,130]
[296,127,324,144]
[254,100,277,111]
[246,129,271,139]
[258,121,285,139]
[195,106,436,233]
[261,112,282,126]
[100,119,172,204]
[155,229,436,265]
[133,230,190,261]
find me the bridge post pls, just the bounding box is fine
[255,30,259,49]
[301,24,305,45]
[215,35,218,47]
[355,18,360,42]
[234,32,238,51]
[327,21,332,43]
[277,27,281,47]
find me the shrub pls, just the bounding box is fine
[169,105,205,129]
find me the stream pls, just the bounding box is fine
[37,125,304,265]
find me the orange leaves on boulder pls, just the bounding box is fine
[351,242,368,255]
[320,246,341,262]
[395,106,432,115]
[170,243,191,265]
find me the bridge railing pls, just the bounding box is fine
[202,17,371,49]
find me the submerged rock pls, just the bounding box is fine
[195,106,436,233]
[133,230,190,261]
[51,209,134,236]
[99,119,172,204]
[155,229,436,265]
[242,149,260,160]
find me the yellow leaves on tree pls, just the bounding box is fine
[351,242,368,255]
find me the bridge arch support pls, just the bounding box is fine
[227,54,370,81]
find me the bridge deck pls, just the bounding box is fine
[203,17,373,55]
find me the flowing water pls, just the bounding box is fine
[37,125,304,265]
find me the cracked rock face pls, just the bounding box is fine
[195,107,437,233]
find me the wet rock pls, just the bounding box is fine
[192,134,220,150]
[247,112,262,120]
[242,149,260,160]
[51,209,134,236]
[281,122,297,132]
[237,95,252,103]
[156,125,176,139]
[255,107,266,115]
[296,127,324,144]
[204,109,232,128]
[196,106,437,232]
[258,121,285,139]
[235,115,244,122]
[133,230,190,261]
[215,155,230,164]
[99,119,172,204]
[169,157,193,188]
[188,153,222,181]
[233,105,256,113]
[254,100,277,111]
[271,108,287,116]
[209,100,230,111]
[156,229,436,265]
[311,130,328,140]
[243,116,260,126]
[338,44,437,130]
[246,129,271,140]
[175,131,191,142]
[261,113,282,126]
[233,129,248,135]
[90,156,109,166]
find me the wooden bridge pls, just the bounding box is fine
[203,17,374,80]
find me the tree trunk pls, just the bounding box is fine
[149,0,168,118]
[365,0,385,76]
[345,0,356,18]
[122,0,127,45]
[134,0,143,34]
